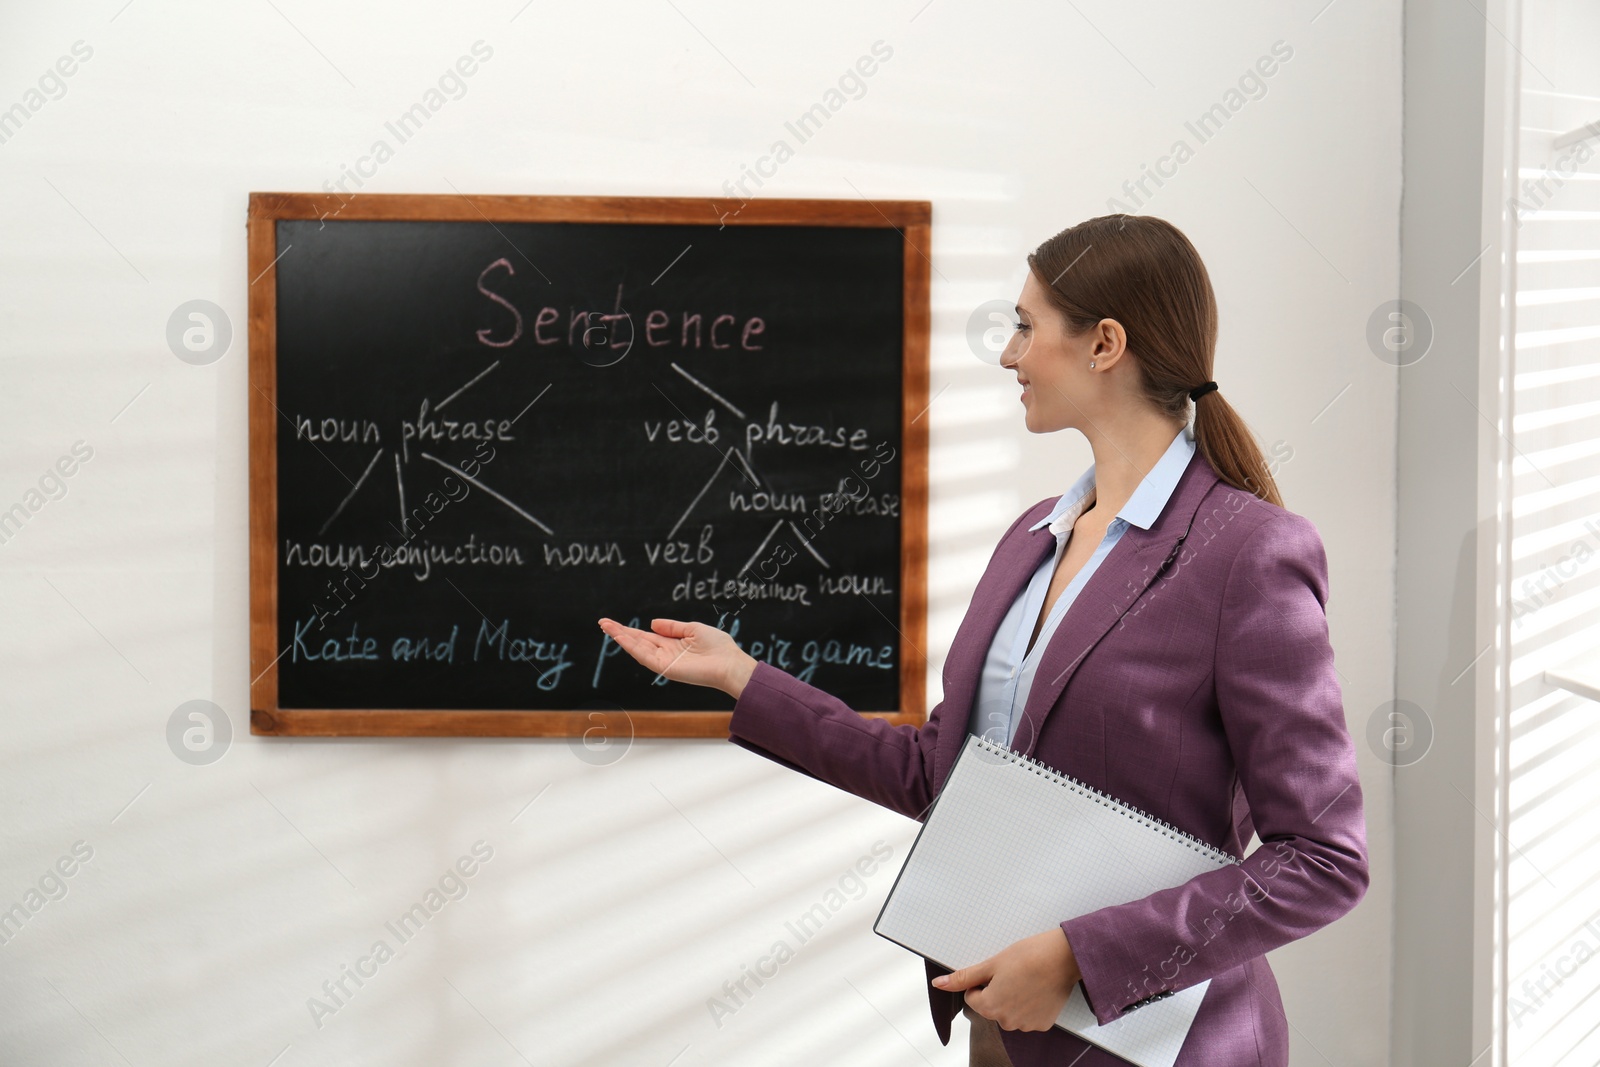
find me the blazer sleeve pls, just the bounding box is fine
[1059,511,1370,1024]
[725,502,1045,823]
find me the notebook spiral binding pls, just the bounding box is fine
[969,735,1239,868]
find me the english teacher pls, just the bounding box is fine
[598,213,1369,1067]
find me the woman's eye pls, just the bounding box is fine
[1014,322,1030,332]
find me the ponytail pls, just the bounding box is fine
[1192,387,1282,507]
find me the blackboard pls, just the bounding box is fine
[248,193,930,737]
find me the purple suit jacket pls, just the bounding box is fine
[726,451,1369,1066]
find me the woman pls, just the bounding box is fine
[598,214,1368,1067]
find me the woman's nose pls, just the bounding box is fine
[999,335,1022,369]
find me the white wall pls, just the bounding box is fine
[1391,0,1525,1060]
[0,2,1398,1064]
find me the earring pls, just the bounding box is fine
[1089,361,1096,368]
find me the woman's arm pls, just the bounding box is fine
[594,621,949,822]
[724,658,946,822]
[720,501,1047,821]
[601,502,1045,823]
[592,625,950,822]
[1057,511,1370,1024]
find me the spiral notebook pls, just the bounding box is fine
[874,734,1239,1067]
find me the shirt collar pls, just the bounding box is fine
[1029,426,1196,537]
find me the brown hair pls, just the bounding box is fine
[1025,214,1283,507]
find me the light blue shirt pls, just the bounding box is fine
[968,426,1196,746]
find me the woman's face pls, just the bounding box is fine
[1000,271,1125,435]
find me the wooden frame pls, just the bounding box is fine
[249,192,931,738]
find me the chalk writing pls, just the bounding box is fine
[745,402,871,451]
[399,400,515,462]
[729,489,808,513]
[292,619,381,662]
[643,525,715,565]
[285,535,527,582]
[674,569,812,607]
[818,480,899,517]
[724,616,895,685]
[817,573,893,596]
[285,613,894,695]
[474,259,768,353]
[543,541,626,567]
[391,626,460,663]
[643,410,719,444]
[473,619,573,689]
[296,416,381,443]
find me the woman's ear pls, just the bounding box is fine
[1089,318,1129,369]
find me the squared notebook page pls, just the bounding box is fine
[874,734,1238,1067]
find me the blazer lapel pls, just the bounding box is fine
[931,506,1056,791]
[1011,454,1222,759]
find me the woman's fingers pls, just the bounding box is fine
[599,618,663,640]
[933,956,995,992]
[647,617,695,638]
[598,619,673,669]
[599,618,655,645]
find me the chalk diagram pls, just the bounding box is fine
[301,355,873,585]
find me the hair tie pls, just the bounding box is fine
[1189,380,1218,401]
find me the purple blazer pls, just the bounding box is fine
[726,451,1369,1066]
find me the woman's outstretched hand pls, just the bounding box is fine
[597,617,759,699]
